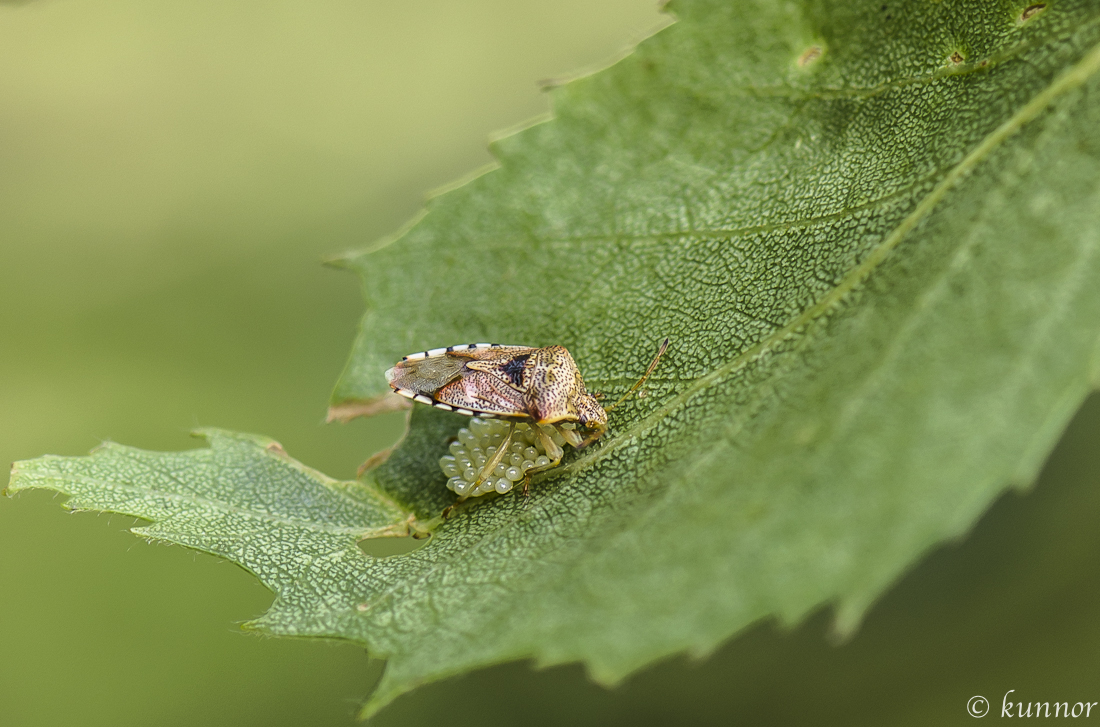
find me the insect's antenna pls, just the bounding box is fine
[606,338,670,412]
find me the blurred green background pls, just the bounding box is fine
[1,1,1097,725]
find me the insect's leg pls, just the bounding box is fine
[533,425,564,468]
[474,421,515,486]
[558,426,584,449]
[577,421,608,449]
[516,425,567,504]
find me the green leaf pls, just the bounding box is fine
[10,0,1100,718]
[5,429,418,605]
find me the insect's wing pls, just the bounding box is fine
[386,355,466,397]
[385,344,537,418]
[434,371,531,418]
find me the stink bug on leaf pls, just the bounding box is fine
[385,339,669,501]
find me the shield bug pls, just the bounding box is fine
[385,339,668,500]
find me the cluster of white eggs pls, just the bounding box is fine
[438,417,566,497]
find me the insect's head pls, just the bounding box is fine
[571,391,608,445]
[575,392,607,428]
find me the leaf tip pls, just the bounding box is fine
[4,457,43,497]
[343,209,433,268]
[321,255,352,270]
[189,427,280,450]
[830,599,869,644]
[327,393,412,423]
[188,427,220,442]
[2,461,18,497]
[356,683,397,723]
[357,447,393,477]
